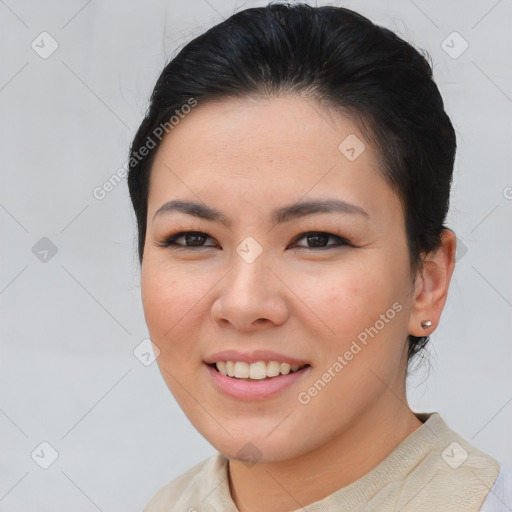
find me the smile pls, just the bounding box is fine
[213,360,306,380]
[206,362,311,400]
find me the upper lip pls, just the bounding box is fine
[204,350,309,366]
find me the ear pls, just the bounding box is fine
[407,229,457,336]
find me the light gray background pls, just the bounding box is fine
[1,1,511,510]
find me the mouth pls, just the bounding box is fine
[204,351,311,400]
[208,361,310,382]
[209,360,310,380]
[206,361,311,400]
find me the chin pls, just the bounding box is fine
[202,426,309,464]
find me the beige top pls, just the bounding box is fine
[144,412,501,511]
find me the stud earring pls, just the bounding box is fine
[421,320,432,329]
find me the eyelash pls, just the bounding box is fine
[155,231,352,252]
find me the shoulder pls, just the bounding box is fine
[143,453,227,512]
[392,412,503,510]
[478,465,512,511]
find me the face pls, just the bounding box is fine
[141,95,417,463]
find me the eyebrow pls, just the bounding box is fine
[152,198,370,227]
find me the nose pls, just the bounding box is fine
[211,249,289,332]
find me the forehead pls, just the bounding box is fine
[147,95,400,224]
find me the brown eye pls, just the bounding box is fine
[156,231,217,249]
[290,232,350,250]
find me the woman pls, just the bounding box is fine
[127,3,510,511]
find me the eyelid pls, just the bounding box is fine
[155,231,218,249]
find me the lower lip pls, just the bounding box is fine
[205,364,311,400]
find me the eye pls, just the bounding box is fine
[156,231,218,249]
[289,231,350,251]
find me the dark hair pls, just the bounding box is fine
[127,2,456,365]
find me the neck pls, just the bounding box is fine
[228,400,423,512]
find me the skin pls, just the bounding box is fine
[140,95,456,511]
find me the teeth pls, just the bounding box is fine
[280,362,291,375]
[216,361,227,376]
[249,361,267,380]
[267,361,280,377]
[234,361,249,379]
[214,360,305,379]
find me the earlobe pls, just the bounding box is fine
[407,229,457,337]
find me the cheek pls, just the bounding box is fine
[141,266,175,336]
[141,264,210,408]
[140,261,205,354]
[301,262,406,363]
[294,263,385,329]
